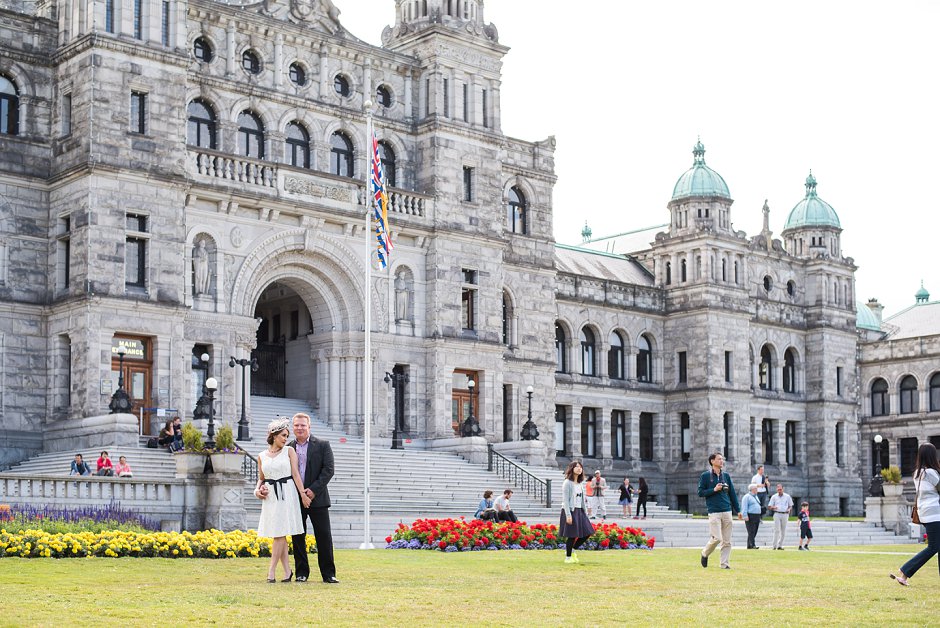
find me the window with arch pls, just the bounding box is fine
[507,186,527,234]
[555,323,567,373]
[501,291,513,347]
[899,375,918,415]
[0,74,19,135]
[637,335,652,383]
[186,99,216,148]
[608,331,625,380]
[931,372,940,412]
[377,141,396,187]
[782,348,796,393]
[665,261,672,285]
[330,131,353,177]
[376,85,393,108]
[334,74,350,97]
[680,258,687,282]
[580,327,596,376]
[759,345,773,390]
[242,50,261,74]
[285,121,310,169]
[288,62,306,86]
[193,37,213,63]
[721,259,727,282]
[871,378,889,416]
[237,110,264,159]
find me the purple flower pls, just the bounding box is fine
[444,545,458,553]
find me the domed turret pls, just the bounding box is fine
[666,140,734,236]
[671,140,731,201]
[782,172,843,258]
[915,281,930,304]
[783,172,841,230]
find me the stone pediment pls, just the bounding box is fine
[228,0,344,34]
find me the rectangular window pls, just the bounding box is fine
[835,422,844,467]
[462,166,473,202]
[62,93,72,136]
[554,405,566,456]
[680,412,690,461]
[161,1,171,46]
[134,0,143,40]
[724,351,732,383]
[836,366,843,396]
[612,410,626,460]
[461,268,477,331]
[57,215,71,290]
[125,213,148,289]
[425,78,430,116]
[786,421,797,466]
[130,91,146,134]
[639,412,653,461]
[677,351,687,384]
[481,89,488,127]
[724,412,731,459]
[442,78,449,117]
[105,0,115,33]
[762,419,774,464]
[272,314,281,341]
[289,310,299,340]
[462,83,469,121]
[901,438,918,476]
[502,385,511,442]
[580,408,596,458]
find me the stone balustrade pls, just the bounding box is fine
[192,150,277,188]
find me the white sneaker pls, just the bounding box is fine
[564,557,575,564]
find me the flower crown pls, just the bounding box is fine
[267,418,291,435]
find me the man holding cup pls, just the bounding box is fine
[698,452,741,569]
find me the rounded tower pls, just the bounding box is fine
[667,140,734,236]
[781,171,842,258]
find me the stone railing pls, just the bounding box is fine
[191,150,277,188]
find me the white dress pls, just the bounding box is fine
[256,447,304,538]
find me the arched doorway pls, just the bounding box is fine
[252,281,318,399]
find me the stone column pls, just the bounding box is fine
[328,356,340,428]
[226,21,236,76]
[627,411,640,462]
[597,407,612,461]
[318,43,329,99]
[363,59,372,104]
[653,413,666,462]
[274,34,283,87]
[567,406,582,457]
[403,70,413,120]
[344,357,357,431]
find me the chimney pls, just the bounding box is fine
[866,298,884,326]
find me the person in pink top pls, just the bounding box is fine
[114,455,133,478]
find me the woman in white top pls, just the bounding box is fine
[255,418,311,583]
[559,460,594,563]
[891,443,940,585]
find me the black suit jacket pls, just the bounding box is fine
[288,437,334,509]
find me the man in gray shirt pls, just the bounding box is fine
[767,483,793,550]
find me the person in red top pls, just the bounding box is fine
[584,476,595,518]
[96,451,114,476]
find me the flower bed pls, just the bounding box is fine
[0,528,316,559]
[0,502,160,534]
[385,518,654,551]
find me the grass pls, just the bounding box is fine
[0,546,935,626]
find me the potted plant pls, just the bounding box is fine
[174,423,208,476]
[880,465,904,497]
[209,424,245,474]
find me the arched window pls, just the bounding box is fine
[330,131,353,177]
[871,378,889,416]
[636,335,652,383]
[507,186,527,234]
[680,258,687,282]
[193,37,213,63]
[665,261,672,285]
[759,345,773,390]
[608,331,624,380]
[237,110,264,158]
[288,62,306,86]
[334,74,350,97]
[186,99,216,148]
[241,50,261,74]
[782,348,796,393]
[0,75,18,135]
[900,375,918,414]
[931,373,940,412]
[376,85,393,108]
[580,327,596,376]
[285,122,310,169]
[501,292,513,347]
[555,323,567,373]
[377,141,396,187]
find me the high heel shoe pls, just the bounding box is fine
[266,576,276,583]
[281,571,293,583]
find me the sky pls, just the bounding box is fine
[334,0,939,317]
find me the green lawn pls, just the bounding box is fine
[0,546,933,626]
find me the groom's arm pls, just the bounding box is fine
[309,441,334,497]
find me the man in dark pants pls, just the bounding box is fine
[289,412,338,584]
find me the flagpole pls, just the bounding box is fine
[360,101,375,550]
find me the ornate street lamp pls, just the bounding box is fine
[229,355,259,441]
[204,377,218,450]
[869,434,884,497]
[461,379,481,437]
[520,385,540,441]
[109,345,132,414]
[385,370,410,450]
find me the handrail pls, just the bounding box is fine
[241,450,258,484]
[487,444,552,508]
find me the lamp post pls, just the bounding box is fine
[193,353,212,423]
[520,385,540,441]
[229,356,258,441]
[384,370,409,450]
[460,379,481,438]
[869,434,884,497]
[204,377,218,449]
[108,345,132,414]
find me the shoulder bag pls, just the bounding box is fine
[911,473,921,525]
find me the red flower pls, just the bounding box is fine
[620,542,628,549]
[648,537,656,548]
[385,536,392,543]
[438,541,447,549]
[600,539,610,548]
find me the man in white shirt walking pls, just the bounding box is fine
[750,465,770,518]
[767,483,793,550]
[591,471,608,521]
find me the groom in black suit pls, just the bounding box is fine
[289,412,338,584]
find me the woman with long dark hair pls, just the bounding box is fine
[891,443,940,585]
[559,460,594,563]
[634,477,650,519]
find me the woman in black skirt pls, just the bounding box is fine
[559,460,594,563]
[634,477,649,519]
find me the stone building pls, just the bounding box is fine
[0,0,895,514]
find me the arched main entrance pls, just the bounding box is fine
[252,282,315,398]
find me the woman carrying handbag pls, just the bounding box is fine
[891,443,940,586]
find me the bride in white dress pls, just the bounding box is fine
[254,418,311,582]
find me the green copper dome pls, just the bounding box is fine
[671,140,731,201]
[915,281,930,303]
[783,172,841,230]
[856,301,881,332]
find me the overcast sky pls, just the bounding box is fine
[336,0,939,317]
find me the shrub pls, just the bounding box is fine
[881,465,902,484]
[182,422,204,451]
[214,424,237,451]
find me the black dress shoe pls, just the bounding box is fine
[700,555,708,568]
[323,576,340,584]
[296,576,308,583]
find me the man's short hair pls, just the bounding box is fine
[708,453,723,464]
[748,483,759,491]
[594,470,601,475]
[757,465,764,470]
[292,413,311,425]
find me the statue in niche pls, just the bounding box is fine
[193,239,211,296]
[394,271,410,322]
